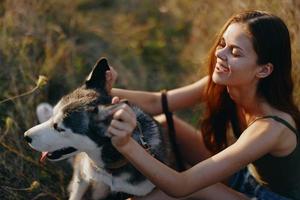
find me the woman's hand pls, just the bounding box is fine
[108,97,137,148]
[106,66,118,94]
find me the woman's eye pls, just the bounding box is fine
[232,50,241,57]
[53,123,66,132]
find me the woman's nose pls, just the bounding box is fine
[215,47,227,61]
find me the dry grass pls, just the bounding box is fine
[0,0,299,199]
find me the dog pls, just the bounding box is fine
[24,58,174,200]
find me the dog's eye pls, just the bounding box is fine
[53,123,66,132]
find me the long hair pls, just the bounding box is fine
[201,10,300,153]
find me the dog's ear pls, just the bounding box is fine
[85,58,110,92]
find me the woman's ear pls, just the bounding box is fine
[256,63,273,78]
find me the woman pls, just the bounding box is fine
[107,10,300,199]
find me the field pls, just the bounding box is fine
[0,0,299,199]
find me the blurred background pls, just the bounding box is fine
[0,0,299,199]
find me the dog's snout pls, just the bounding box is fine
[24,135,32,143]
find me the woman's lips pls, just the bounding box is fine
[215,63,230,73]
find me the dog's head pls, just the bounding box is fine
[24,58,124,162]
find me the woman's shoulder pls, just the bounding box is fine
[251,112,297,157]
[257,112,296,133]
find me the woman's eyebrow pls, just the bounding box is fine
[229,44,244,52]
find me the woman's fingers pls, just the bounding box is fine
[109,66,118,82]
[107,101,137,148]
[113,106,137,128]
[108,120,132,137]
[105,66,118,93]
[120,104,136,119]
[110,119,134,133]
[112,96,120,104]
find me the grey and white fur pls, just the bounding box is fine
[24,58,173,200]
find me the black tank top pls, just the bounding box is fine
[248,116,300,199]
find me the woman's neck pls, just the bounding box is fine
[226,85,272,125]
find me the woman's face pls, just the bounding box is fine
[212,23,260,87]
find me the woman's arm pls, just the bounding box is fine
[111,88,162,115]
[133,184,249,200]
[166,76,209,112]
[111,113,283,198]
[110,76,209,115]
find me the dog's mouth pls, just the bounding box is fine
[40,147,77,163]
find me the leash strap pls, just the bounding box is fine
[161,90,185,171]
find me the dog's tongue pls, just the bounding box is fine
[40,152,49,163]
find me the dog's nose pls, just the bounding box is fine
[24,135,32,143]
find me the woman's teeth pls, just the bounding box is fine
[216,63,229,73]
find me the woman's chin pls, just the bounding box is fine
[212,73,227,85]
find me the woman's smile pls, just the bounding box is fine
[215,62,230,73]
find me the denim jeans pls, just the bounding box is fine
[229,168,292,200]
